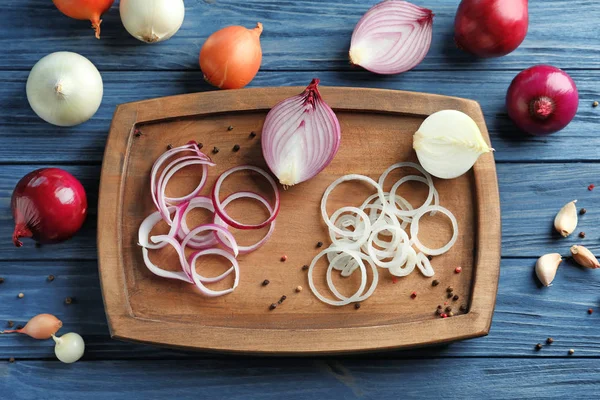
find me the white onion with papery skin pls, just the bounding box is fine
[120,0,185,43]
[413,110,493,179]
[27,52,103,127]
[349,1,434,75]
[52,333,85,364]
[262,79,341,187]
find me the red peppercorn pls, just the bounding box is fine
[280,255,287,262]
[410,291,417,299]
[588,308,593,315]
[455,267,462,274]
[441,313,448,318]
[589,184,595,191]
[391,277,398,284]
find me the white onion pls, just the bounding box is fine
[413,110,493,179]
[52,333,85,364]
[26,52,103,127]
[120,0,185,44]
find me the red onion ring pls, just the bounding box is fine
[212,165,280,230]
[158,156,215,204]
[177,196,220,249]
[142,235,193,283]
[138,206,183,250]
[189,248,240,297]
[213,191,276,254]
[181,224,239,277]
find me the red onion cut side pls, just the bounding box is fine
[212,165,280,230]
[189,249,240,297]
[261,79,341,187]
[349,1,434,75]
[213,192,276,254]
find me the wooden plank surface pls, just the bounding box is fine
[1,70,598,164]
[2,0,600,396]
[1,0,598,71]
[2,358,600,399]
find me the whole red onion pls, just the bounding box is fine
[454,0,528,58]
[12,168,88,247]
[506,65,579,136]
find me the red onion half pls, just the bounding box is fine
[261,79,340,187]
[506,65,579,136]
[349,1,433,75]
[454,0,528,58]
[12,168,87,247]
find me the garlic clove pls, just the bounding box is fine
[570,245,600,269]
[535,253,562,287]
[554,200,578,237]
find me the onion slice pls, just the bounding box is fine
[142,235,193,283]
[138,206,182,250]
[349,1,434,75]
[261,79,341,187]
[177,197,219,249]
[213,192,276,254]
[410,205,458,256]
[189,249,240,297]
[212,165,280,230]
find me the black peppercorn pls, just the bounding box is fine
[227,125,234,131]
[354,303,361,310]
[65,297,73,305]
[432,280,439,287]
[427,255,433,261]
[302,265,309,271]
[580,208,587,215]
[167,144,173,150]
[198,143,204,149]
[459,304,467,312]
[579,232,586,239]
[535,343,543,351]
[269,303,277,310]
[446,286,453,293]
[447,292,454,299]
[0,277,4,284]
[316,241,324,248]
[212,147,219,154]
[262,279,270,286]
[47,275,55,282]
[445,306,452,312]
[453,295,459,301]
[232,144,240,152]
[546,337,554,345]
[249,131,257,138]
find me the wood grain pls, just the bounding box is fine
[2,358,600,399]
[97,87,500,353]
[1,0,598,71]
[1,70,598,163]
[3,257,600,359]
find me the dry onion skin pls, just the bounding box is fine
[413,110,493,179]
[309,164,458,306]
[200,23,263,89]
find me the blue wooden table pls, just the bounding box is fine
[1,0,600,398]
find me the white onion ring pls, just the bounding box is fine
[328,206,372,249]
[138,206,182,250]
[366,224,410,269]
[213,191,276,254]
[212,165,280,230]
[308,248,367,306]
[410,205,458,256]
[321,174,386,237]
[389,246,417,277]
[327,252,379,302]
[189,248,240,297]
[416,252,435,277]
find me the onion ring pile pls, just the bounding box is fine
[138,142,280,297]
[310,162,458,306]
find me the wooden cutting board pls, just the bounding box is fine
[98,86,501,354]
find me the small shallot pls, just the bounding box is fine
[262,79,341,187]
[52,333,85,364]
[349,1,434,74]
[570,245,600,269]
[554,200,578,237]
[1,314,62,339]
[535,253,561,287]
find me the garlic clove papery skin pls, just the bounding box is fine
[570,245,600,269]
[26,52,103,127]
[120,0,185,44]
[554,200,578,237]
[413,110,492,179]
[535,253,562,287]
